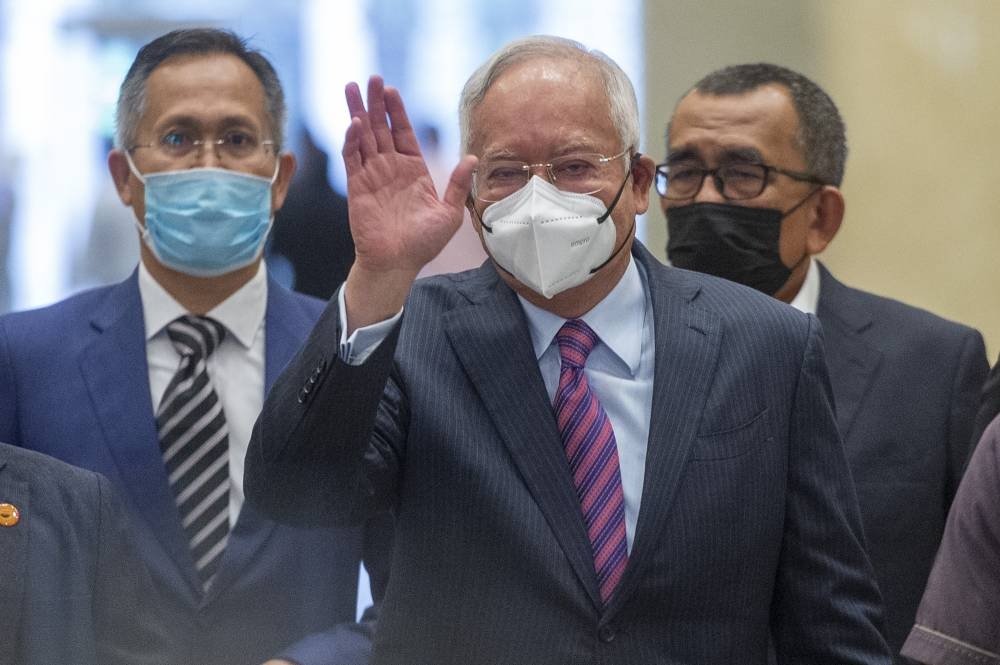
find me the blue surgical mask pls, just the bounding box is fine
[126,153,279,277]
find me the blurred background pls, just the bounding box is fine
[0,0,996,348]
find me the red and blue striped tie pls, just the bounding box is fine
[554,319,628,606]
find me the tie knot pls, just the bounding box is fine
[556,319,599,369]
[166,315,226,359]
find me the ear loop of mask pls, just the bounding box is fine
[588,152,640,274]
[778,185,823,276]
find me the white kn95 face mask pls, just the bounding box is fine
[479,176,618,299]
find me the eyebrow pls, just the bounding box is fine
[155,113,261,133]
[666,145,766,166]
[665,148,699,165]
[481,142,608,162]
[718,147,765,164]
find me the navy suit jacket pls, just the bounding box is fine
[0,272,391,665]
[246,243,891,665]
[0,442,167,665]
[814,263,987,658]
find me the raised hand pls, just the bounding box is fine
[341,76,476,332]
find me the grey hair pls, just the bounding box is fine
[114,28,286,151]
[458,35,639,157]
[677,63,846,186]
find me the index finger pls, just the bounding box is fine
[345,80,367,122]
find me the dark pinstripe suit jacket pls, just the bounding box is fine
[247,242,892,665]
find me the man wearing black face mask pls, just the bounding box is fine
[660,62,989,661]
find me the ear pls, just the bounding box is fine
[107,149,135,206]
[805,185,844,255]
[270,152,297,212]
[629,153,656,215]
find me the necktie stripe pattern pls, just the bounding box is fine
[554,319,628,606]
[157,315,230,591]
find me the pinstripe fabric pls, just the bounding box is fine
[554,319,627,605]
[245,243,893,664]
[157,315,229,591]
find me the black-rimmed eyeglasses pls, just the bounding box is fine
[655,162,825,201]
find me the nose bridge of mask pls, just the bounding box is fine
[483,175,602,225]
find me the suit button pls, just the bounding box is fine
[598,626,616,643]
[0,502,20,527]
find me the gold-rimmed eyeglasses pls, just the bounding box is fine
[473,148,631,202]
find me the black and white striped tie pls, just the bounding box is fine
[157,315,230,592]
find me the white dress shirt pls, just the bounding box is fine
[789,257,821,315]
[140,261,267,527]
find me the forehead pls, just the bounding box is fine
[668,84,803,165]
[468,56,619,159]
[138,52,269,133]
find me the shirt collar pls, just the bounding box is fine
[519,256,645,376]
[138,261,268,349]
[789,257,821,315]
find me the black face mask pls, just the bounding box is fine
[666,197,813,295]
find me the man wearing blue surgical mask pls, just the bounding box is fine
[0,28,391,665]
[659,63,988,660]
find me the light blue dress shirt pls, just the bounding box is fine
[517,257,654,552]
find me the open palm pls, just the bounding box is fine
[342,77,476,276]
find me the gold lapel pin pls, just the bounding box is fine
[0,503,20,527]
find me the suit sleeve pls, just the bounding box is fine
[901,418,1000,665]
[93,473,172,665]
[272,511,395,665]
[771,316,892,664]
[945,331,988,502]
[245,295,403,527]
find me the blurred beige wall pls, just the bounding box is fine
[644,0,1000,358]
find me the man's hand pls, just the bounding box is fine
[341,76,477,333]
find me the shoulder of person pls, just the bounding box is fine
[820,265,982,344]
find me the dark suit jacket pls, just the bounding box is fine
[246,243,891,665]
[972,354,1000,446]
[0,272,391,665]
[815,264,988,658]
[0,442,166,665]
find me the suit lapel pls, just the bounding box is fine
[206,279,310,601]
[815,264,882,442]
[78,275,201,596]
[0,456,27,665]
[605,246,723,616]
[444,268,604,609]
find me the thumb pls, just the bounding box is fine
[442,155,478,213]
